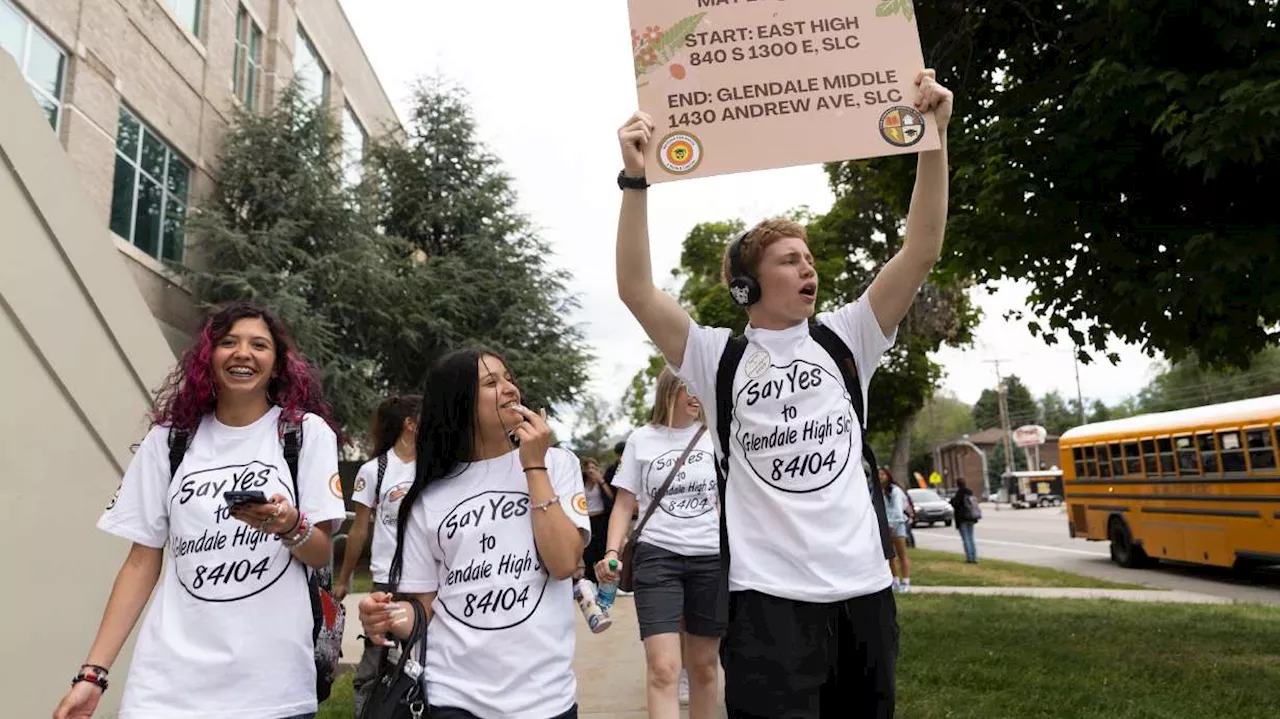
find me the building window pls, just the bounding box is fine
[294,26,328,104]
[341,104,366,186]
[0,0,65,130]
[109,106,190,263]
[233,5,262,109]
[167,0,201,38]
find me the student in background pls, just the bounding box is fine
[596,369,722,719]
[880,468,913,593]
[582,457,615,583]
[337,394,422,716]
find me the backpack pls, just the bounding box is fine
[965,493,983,522]
[168,418,346,702]
[714,322,896,583]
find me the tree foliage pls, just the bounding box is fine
[909,0,1280,368]
[366,77,592,414]
[972,374,1037,431]
[184,83,435,434]
[185,79,592,438]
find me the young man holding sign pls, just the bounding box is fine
[614,70,953,717]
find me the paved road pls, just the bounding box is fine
[909,504,1280,605]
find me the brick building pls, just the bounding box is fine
[936,428,1062,496]
[2,0,400,352]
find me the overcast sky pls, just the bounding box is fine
[339,0,1163,436]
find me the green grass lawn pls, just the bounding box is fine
[351,569,373,595]
[907,548,1146,589]
[318,673,354,719]
[897,595,1280,718]
[318,595,1280,718]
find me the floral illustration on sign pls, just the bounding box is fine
[876,0,916,22]
[633,13,707,87]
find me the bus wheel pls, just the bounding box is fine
[1108,517,1152,569]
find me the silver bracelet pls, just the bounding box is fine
[531,495,560,512]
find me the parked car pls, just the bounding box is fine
[908,488,954,527]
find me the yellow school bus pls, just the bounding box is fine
[1059,394,1280,570]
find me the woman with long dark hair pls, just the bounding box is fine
[594,369,722,719]
[53,301,345,719]
[359,348,589,718]
[879,467,912,592]
[337,394,422,715]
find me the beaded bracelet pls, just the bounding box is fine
[283,522,314,548]
[282,512,312,547]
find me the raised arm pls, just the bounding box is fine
[867,70,955,337]
[616,112,693,369]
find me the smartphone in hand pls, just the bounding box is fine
[224,490,268,509]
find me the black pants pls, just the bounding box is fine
[722,588,898,719]
[428,704,578,719]
[583,513,610,582]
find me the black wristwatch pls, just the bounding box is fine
[617,170,649,190]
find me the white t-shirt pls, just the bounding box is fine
[673,293,896,603]
[97,406,346,718]
[584,483,606,514]
[397,447,590,718]
[352,451,416,584]
[612,423,720,557]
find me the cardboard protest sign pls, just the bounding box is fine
[627,0,941,182]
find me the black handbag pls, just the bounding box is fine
[359,597,429,719]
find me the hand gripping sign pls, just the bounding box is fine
[627,0,941,182]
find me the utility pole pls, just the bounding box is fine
[1073,345,1086,425]
[985,359,1017,486]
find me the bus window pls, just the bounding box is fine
[1083,445,1097,476]
[1197,433,1219,473]
[1140,439,1157,475]
[1174,435,1199,475]
[1097,444,1112,478]
[1245,427,1277,472]
[1156,437,1175,475]
[1123,441,1142,476]
[1217,430,1245,473]
[1072,447,1086,477]
[1109,442,1124,476]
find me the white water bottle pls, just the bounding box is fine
[574,578,612,633]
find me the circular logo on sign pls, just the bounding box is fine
[745,350,771,379]
[658,131,703,174]
[878,106,925,147]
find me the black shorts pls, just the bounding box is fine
[721,588,898,719]
[632,542,727,640]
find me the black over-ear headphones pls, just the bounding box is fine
[726,230,761,307]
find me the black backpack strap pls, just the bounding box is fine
[810,322,895,561]
[374,453,388,510]
[168,427,191,480]
[714,334,750,590]
[280,418,303,504]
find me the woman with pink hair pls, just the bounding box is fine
[54,301,346,719]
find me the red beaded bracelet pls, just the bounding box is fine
[72,666,109,692]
